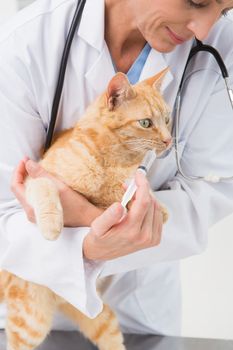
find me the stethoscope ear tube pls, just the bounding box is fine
[178,39,228,94]
[44,0,86,153]
[194,39,228,78]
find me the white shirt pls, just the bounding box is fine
[0,0,233,335]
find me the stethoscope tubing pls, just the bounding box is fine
[44,0,86,152]
[175,39,233,182]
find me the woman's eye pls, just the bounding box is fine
[186,0,206,9]
[187,1,232,17]
[139,119,153,128]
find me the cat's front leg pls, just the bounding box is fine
[25,177,63,240]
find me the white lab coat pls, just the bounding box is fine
[0,0,233,335]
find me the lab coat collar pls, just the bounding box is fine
[140,49,174,92]
[162,40,194,110]
[77,0,105,52]
[78,0,193,98]
[140,40,193,94]
[77,0,176,93]
[164,40,194,85]
[85,43,116,94]
[78,0,115,95]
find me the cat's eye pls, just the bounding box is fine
[139,119,153,128]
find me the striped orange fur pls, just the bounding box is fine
[1,70,171,350]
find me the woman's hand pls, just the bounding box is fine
[83,171,163,261]
[11,158,103,227]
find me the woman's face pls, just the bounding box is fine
[130,0,233,52]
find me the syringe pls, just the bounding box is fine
[121,150,157,209]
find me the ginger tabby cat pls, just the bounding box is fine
[0,69,172,350]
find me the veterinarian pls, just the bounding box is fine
[1,0,233,336]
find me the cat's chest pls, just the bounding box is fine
[100,166,136,204]
[82,165,137,208]
[42,147,137,208]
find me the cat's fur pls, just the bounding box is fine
[0,69,172,350]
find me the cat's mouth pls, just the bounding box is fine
[156,141,173,156]
[154,138,173,155]
[156,146,173,159]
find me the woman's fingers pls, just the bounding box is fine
[25,159,46,178]
[26,159,67,192]
[123,172,163,249]
[11,157,28,200]
[11,158,36,222]
[139,196,155,245]
[91,202,125,236]
[128,170,150,224]
[151,200,163,245]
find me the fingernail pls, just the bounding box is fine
[26,160,38,172]
[136,168,146,176]
[109,202,122,214]
[110,203,127,224]
[110,203,127,220]
[22,156,29,163]
[135,169,148,185]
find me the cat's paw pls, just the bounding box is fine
[26,177,64,240]
[37,202,63,240]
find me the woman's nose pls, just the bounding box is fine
[187,13,219,41]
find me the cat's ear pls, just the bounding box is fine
[106,72,136,111]
[144,67,169,91]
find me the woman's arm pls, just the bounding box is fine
[0,35,106,318]
[0,30,163,317]
[11,158,104,226]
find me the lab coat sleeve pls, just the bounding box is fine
[0,37,104,318]
[100,61,233,277]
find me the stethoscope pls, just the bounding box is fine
[45,0,233,183]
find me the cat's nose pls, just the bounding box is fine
[163,137,172,148]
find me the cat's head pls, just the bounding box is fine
[86,68,172,157]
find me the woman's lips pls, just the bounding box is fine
[166,27,186,44]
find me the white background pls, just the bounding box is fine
[0,0,233,340]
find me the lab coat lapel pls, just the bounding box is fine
[85,45,116,95]
[140,43,192,110]
[77,0,115,95]
[77,0,105,52]
[139,49,174,92]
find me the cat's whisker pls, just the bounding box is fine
[124,140,151,145]
[101,138,160,149]
[106,143,123,150]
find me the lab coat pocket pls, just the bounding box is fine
[148,141,186,191]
